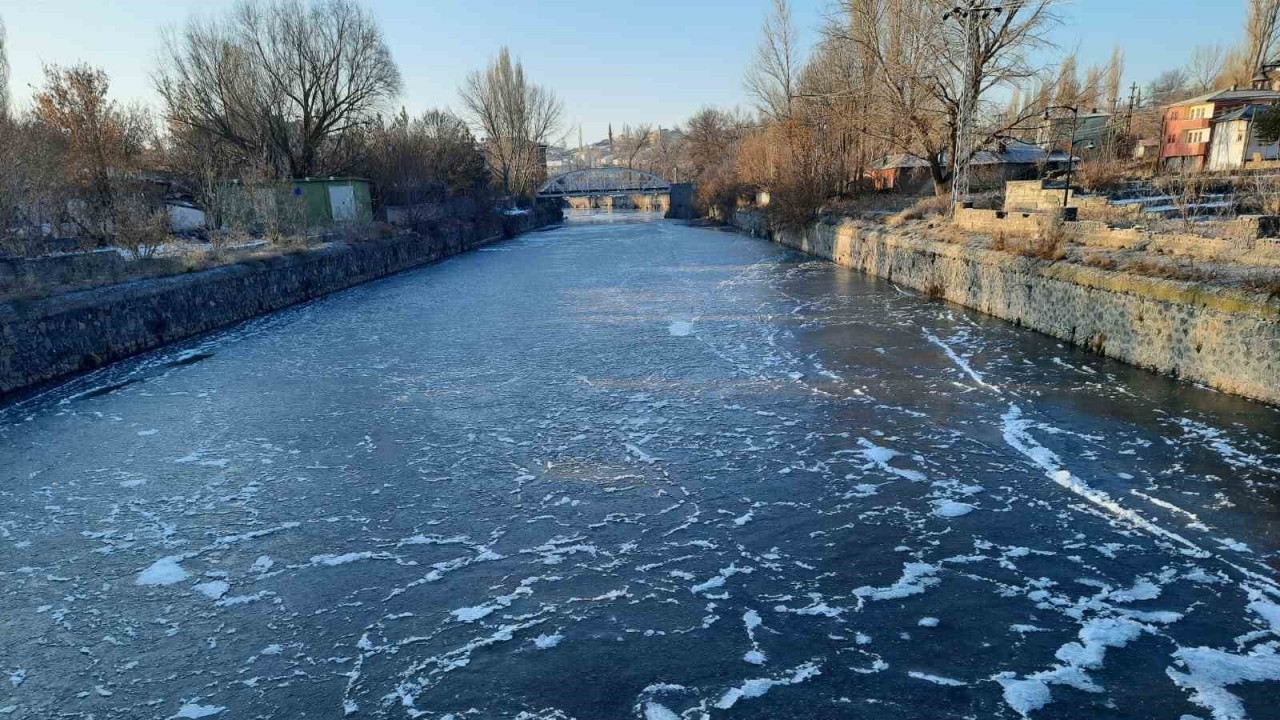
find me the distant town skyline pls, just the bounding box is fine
[1,0,1250,144]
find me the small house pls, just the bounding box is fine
[1206,105,1280,171]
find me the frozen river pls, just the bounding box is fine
[2,210,1279,719]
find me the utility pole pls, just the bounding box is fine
[943,2,1003,216]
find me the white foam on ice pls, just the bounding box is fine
[924,330,1001,392]
[171,704,225,719]
[1000,405,1213,560]
[668,320,694,337]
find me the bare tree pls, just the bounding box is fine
[156,0,402,179]
[32,64,156,243]
[362,107,487,213]
[837,0,1061,195]
[1080,64,1105,111]
[617,123,654,169]
[745,0,799,120]
[1106,46,1125,112]
[1186,43,1227,94]
[1053,53,1080,108]
[0,15,9,121]
[459,47,564,198]
[1244,0,1280,80]
[1148,68,1190,107]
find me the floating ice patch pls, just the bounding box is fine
[644,703,681,720]
[137,556,189,586]
[1168,645,1280,720]
[994,675,1051,716]
[932,500,975,518]
[857,438,925,482]
[909,671,966,686]
[918,617,940,627]
[690,564,752,595]
[853,562,940,602]
[533,633,563,649]
[714,662,822,709]
[193,581,229,600]
[171,704,225,719]
[137,429,158,436]
[309,551,386,566]
[743,650,767,665]
[668,320,694,337]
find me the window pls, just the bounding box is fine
[1184,129,1208,144]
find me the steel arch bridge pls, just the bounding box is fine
[536,167,671,198]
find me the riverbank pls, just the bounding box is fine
[0,206,561,397]
[727,209,1280,405]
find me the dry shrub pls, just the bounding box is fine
[990,232,1009,252]
[1082,251,1118,270]
[114,198,171,259]
[888,195,951,226]
[1242,273,1280,298]
[1076,159,1127,194]
[1244,174,1280,216]
[1025,235,1068,261]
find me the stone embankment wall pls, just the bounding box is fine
[729,209,1280,405]
[0,207,560,397]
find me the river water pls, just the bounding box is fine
[1,210,1279,719]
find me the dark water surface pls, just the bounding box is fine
[2,211,1279,719]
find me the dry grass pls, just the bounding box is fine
[1075,159,1128,194]
[1119,259,1218,283]
[887,195,951,227]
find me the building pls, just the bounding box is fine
[1160,88,1280,170]
[1206,105,1280,170]
[869,140,1075,194]
[220,177,373,231]
[1037,111,1114,157]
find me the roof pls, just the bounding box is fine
[872,140,1077,170]
[1166,89,1280,108]
[291,176,371,185]
[1212,104,1272,122]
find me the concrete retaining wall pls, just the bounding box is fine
[0,207,560,397]
[728,209,1280,405]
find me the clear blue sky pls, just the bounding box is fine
[1,0,1248,144]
